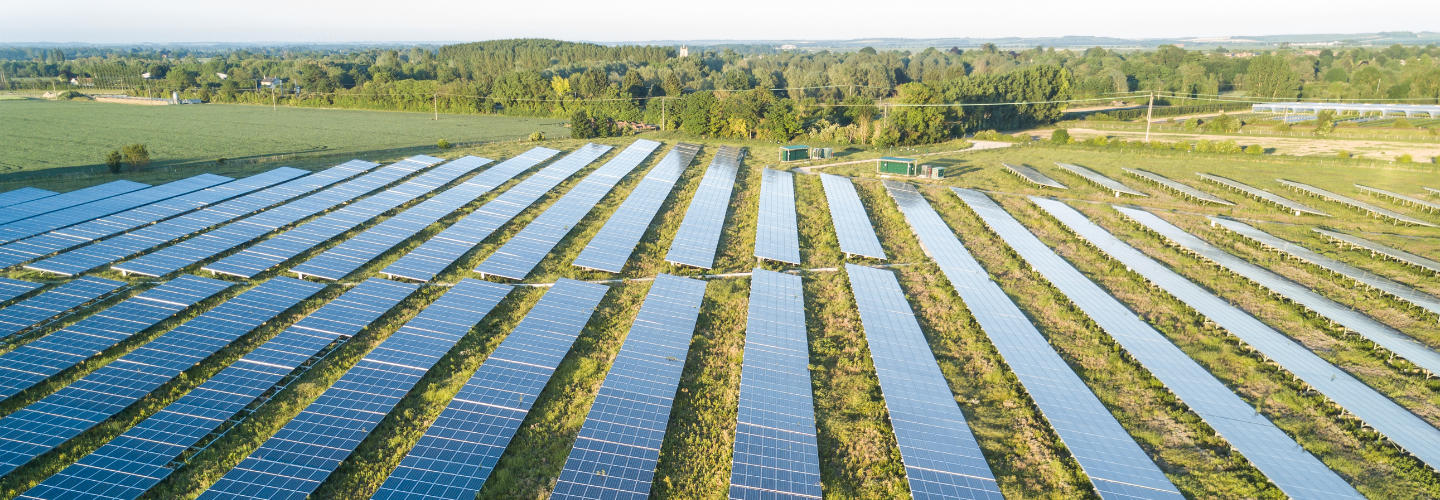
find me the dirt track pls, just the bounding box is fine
[1061,127,1440,162]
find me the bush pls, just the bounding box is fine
[120,143,149,170]
[1050,129,1070,144]
[105,150,122,174]
[1336,150,1352,159]
[436,138,452,149]
[1397,153,1414,163]
[527,131,545,142]
[1244,145,1264,155]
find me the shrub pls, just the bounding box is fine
[436,138,452,149]
[1050,129,1070,144]
[1336,150,1352,159]
[120,143,149,170]
[105,150,122,174]
[527,131,545,142]
[1397,153,1414,163]
[1244,145,1264,155]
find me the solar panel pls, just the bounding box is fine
[0,277,324,478]
[842,263,1001,500]
[573,143,701,273]
[0,174,232,245]
[202,156,482,279]
[0,168,306,269]
[1313,228,1440,275]
[0,277,127,341]
[1355,184,1440,213]
[381,144,613,282]
[1426,186,1440,197]
[819,174,886,259]
[477,139,661,280]
[0,275,230,402]
[0,187,57,208]
[888,183,1178,500]
[26,160,377,276]
[111,157,439,277]
[0,180,150,226]
[1196,173,1330,216]
[666,146,743,269]
[292,148,561,281]
[1036,198,1440,473]
[1054,163,1145,197]
[1277,179,1434,227]
[0,278,40,305]
[376,278,608,500]
[1122,168,1232,205]
[957,191,1362,499]
[1117,207,1440,376]
[729,269,821,500]
[1002,163,1066,189]
[551,274,706,500]
[201,279,511,499]
[754,169,801,265]
[20,278,418,500]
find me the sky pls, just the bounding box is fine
[3,0,1438,43]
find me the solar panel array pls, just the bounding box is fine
[381,144,613,281]
[0,174,232,245]
[27,160,377,276]
[666,146,743,269]
[202,156,480,279]
[202,279,511,499]
[0,187,57,208]
[754,169,802,265]
[1277,179,1434,227]
[1117,207,1440,376]
[376,278,609,499]
[819,174,886,260]
[1036,198,1440,472]
[0,278,324,477]
[1355,184,1440,213]
[1054,163,1146,197]
[22,278,418,500]
[843,263,1001,500]
[1196,173,1330,216]
[1212,217,1440,317]
[1003,163,1067,189]
[292,148,561,281]
[573,143,701,273]
[730,269,821,500]
[0,277,125,340]
[955,192,1363,499]
[0,278,39,304]
[890,183,1180,500]
[1314,227,1440,274]
[1123,168,1233,205]
[0,180,150,226]
[551,274,706,500]
[0,168,306,269]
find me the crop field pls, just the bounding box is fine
[0,132,1435,500]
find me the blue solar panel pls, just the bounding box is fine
[754,168,801,265]
[26,160,377,276]
[0,180,150,226]
[573,143,701,273]
[887,183,1179,499]
[477,139,661,280]
[20,278,418,500]
[0,278,324,478]
[111,157,439,277]
[202,156,480,278]
[0,278,40,304]
[843,264,1002,500]
[551,274,706,500]
[0,174,232,245]
[381,144,612,282]
[0,168,306,269]
[0,277,126,341]
[1314,227,1440,274]
[666,146,743,269]
[0,187,57,208]
[292,148,560,281]
[201,279,511,499]
[954,191,1361,499]
[729,269,821,500]
[374,278,608,500]
[819,174,886,260]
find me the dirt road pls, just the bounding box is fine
[1061,127,1440,162]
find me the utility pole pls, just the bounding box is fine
[1144,91,1154,143]
[661,97,667,131]
[271,86,277,112]
[433,91,438,121]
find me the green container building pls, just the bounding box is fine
[877,156,918,175]
[780,145,810,162]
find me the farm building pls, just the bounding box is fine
[779,145,810,162]
[877,156,918,175]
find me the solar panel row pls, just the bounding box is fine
[21,278,419,500]
[0,174,233,245]
[112,157,439,277]
[202,156,480,279]
[1121,168,1233,205]
[754,169,801,265]
[1054,163,1146,197]
[666,146,743,269]
[0,180,151,226]
[0,187,58,208]
[1277,179,1434,227]
[0,168,306,269]
[0,277,325,478]
[843,263,1001,500]
[0,277,126,340]
[551,274,706,500]
[572,143,701,273]
[201,279,511,499]
[1196,173,1330,216]
[819,174,886,260]
[292,148,561,281]
[1002,163,1066,189]
[381,144,613,282]
[1355,184,1440,213]
[27,160,377,276]
[730,269,821,500]
[1313,227,1440,274]
[477,139,662,280]
[956,192,1362,499]
[1036,198,1440,472]
[376,278,608,500]
[0,278,40,305]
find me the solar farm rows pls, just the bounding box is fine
[0,142,1434,499]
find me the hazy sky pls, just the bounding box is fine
[4,0,1438,43]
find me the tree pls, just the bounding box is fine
[550,75,571,97]
[105,150,122,174]
[1245,54,1300,99]
[120,143,150,170]
[1051,128,1071,144]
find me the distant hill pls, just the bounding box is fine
[614,31,1440,51]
